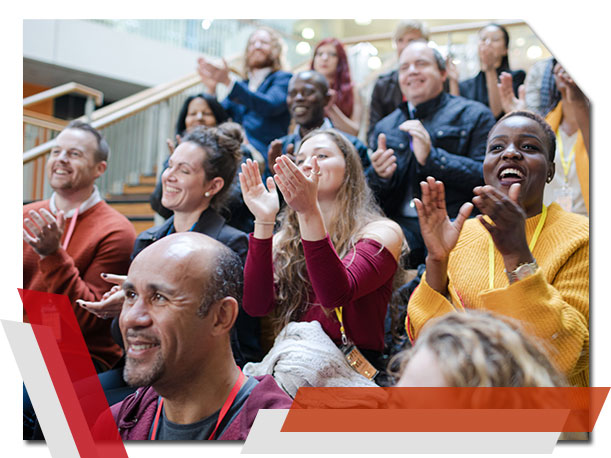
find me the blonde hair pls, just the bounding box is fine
[394,311,566,387]
[270,129,407,336]
[243,26,286,74]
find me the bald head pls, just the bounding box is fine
[130,232,243,316]
[287,70,331,129]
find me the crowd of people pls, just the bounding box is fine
[23,20,589,441]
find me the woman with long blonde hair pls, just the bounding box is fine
[240,128,405,370]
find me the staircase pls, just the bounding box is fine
[106,173,158,233]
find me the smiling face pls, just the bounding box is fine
[120,237,215,389]
[398,42,446,106]
[287,72,329,129]
[246,29,275,70]
[46,128,106,193]
[184,97,217,131]
[313,43,339,80]
[161,142,209,214]
[483,115,555,215]
[295,133,346,200]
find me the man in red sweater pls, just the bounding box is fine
[23,121,136,371]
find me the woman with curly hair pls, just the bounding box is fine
[240,128,405,371]
[311,38,363,136]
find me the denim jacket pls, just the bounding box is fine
[366,91,496,218]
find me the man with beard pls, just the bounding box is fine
[23,120,136,371]
[101,232,291,440]
[197,27,292,169]
[267,70,370,172]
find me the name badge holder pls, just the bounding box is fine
[335,307,378,380]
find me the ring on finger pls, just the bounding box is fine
[313,170,322,176]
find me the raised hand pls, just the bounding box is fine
[398,120,432,165]
[166,134,182,156]
[273,155,320,215]
[23,208,66,257]
[479,43,496,72]
[197,56,230,90]
[370,133,397,179]
[267,140,295,172]
[76,274,127,319]
[239,158,279,223]
[472,183,533,272]
[498,72,526,113]
[414,177,473,263]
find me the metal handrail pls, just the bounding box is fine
[23,72,203,164]
[23,82,104,108]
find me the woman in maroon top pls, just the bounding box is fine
[239,128,404,365]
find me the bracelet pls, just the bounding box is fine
[254,220,275,226]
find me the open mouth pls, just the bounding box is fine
[127,339,160,358]
[53,168,72,176]
[164,185,181,194]
[292,106,308,116]
[497,166,525,185]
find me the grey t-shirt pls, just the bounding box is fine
[152,376,258,440]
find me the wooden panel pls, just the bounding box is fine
[138,175,157,185]
[122,184,156,194]
[131,220,156,233]
[108,202,154,216]
[23,82,53,116]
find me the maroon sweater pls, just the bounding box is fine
[101,375,292,440]
[243,234,397,352]
[23,200,136,369]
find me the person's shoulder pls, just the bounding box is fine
[375,69,398,83]
[546,203,589,239]
[249,375,293,408]
[376,106,406,128]
[270,70,292,80]
[360,218,404,261]
[95,202,137,234]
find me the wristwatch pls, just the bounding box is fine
[505,259,539,284]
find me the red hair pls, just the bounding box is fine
[311,38,354,117]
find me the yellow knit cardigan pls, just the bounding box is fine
[407,203,589,387]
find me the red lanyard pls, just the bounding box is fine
[150,368,246,440]
[61,207,79,251]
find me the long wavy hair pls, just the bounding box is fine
[311,38,354,118]
[270,128,407,336]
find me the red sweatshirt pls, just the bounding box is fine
[23,200,136,369]
[243,234,397,352]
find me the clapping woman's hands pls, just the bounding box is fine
[239,158,279,223]
[273,155,320,215]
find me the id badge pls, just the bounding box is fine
[555,184,573,213]
[341,344,378,380]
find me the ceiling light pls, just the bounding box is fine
[296,41,311,55]
[301,27,315,40]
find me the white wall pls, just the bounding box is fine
[23,20,202,88]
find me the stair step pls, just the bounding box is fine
[106,193,151,203]
[123,184,155,194]
[138,175,157,185]
[108,201,154,216]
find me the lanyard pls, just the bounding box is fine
[61,207,79,251]
[556,129,576,183]
[149,368,246,440]
[334,307,348,346]
[487,205,547,289]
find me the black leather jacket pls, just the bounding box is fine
[366,91,496,219]
[367,69,403,146]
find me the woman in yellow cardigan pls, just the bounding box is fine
[407,111,589,387]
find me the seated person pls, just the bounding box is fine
[367,20,429,146]
[407,111,589,388]
[240,128,405,374]
[197,27,292,167]
[150,93,260,232]
[310,38,362,136]
[498,62,589,216]
[23,121,136,371]
[267,70,370,173]
[367,41,495,267]
[448,23,525,119]
[396,310,565,387]
[94,232,292,440]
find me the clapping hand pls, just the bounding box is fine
[239,158,279,223]
[23,208,65,258]
[472,183,533,271]
[398,120,431,165]
[76,274,127,320]
[370,133,397,179]
[498,72,526,113]
[273,155,320,215]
